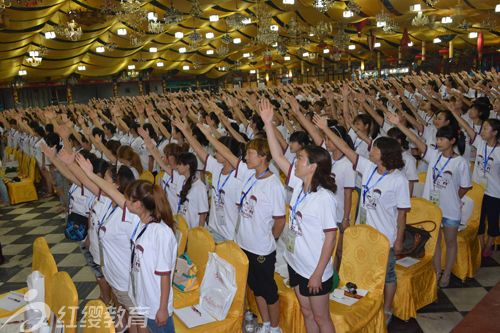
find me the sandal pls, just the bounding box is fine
[436,271,442,285]
[384,311,393,326]
[439,273,450,288]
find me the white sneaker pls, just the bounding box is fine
[269,327,282,333]
[256,325,270,333]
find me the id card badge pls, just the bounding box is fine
[98,239,105,268]
[286,230,296,253]
[429,188,440,205]
[359,207,367,225]
[478,175,488,189]
[130,271,136,300]
[215,206,226,226]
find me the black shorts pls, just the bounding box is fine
[243,249,278,305]
[288,265,333,297]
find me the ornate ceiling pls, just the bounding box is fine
[0,0,498,83]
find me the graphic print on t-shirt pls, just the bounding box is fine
[290,211,303,236]
[240,194,257,218]
[214,188,226,209]
[178,199,189,216]
[364,189,382,209]
[132,244,144,272]
[434,171,452,189]
[476,154,493,174]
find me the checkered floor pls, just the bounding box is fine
[1,198,499,332]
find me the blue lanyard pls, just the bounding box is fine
[291,189,308,223]
[163,174,172,192]
[332,155,343,169]
[98,203,118,228]
[216,169,233,195]
[177,196,182,214]
[239,168,269,206]
[432,154,452,184]
[483,143,497,172]
[363,167,388,204]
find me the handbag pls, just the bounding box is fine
[397,221,436,259]
[173,253,200,292]
[64,212,88,241]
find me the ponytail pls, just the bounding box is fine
[436,125,466,155]
[304,145,337,194]
[178,152,198,205]
[152,185,175,230]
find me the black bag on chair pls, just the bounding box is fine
[64,212,88,241]
[398,221,436,259]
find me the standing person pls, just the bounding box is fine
[313,114,410,325]
[197,124,286,333]
[260,100,337,333]
[387,112,471,287]
[78,156,177,333]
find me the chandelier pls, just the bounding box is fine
[411,11,429,27]
[313,0,334,13]
[383,18,399,33]
[148,17,164,34]
[481,13,497,30]
[310,21,333,41]
[190,0,203,18]
[332,24,350,49]
[128,69,139,78]
[423,0,439,7]
[221,33,232,44]
[217,44,230,56]
[55,19,83,41]
[188,30,203,50]
[192,59,200,70]
[253,2,279,47]
[346,0,361,15]
[11,75,24,88]
[120,0,143,13]
[129,31,145,47]
[225,13,248,30]
[25,51,42,66]
[0,0,11,11]
[164,2,183,24]
[375,10,390,28]
[105,41,118,51]
[277,43,288,56]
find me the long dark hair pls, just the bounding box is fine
[303,145,337,194]
[373,137,405,170]
[436,125,466,155]
[486,119,500,140]
[387,127,409,151]
[178,152,198,205]
[330,125,355,150]
[125,180,175,230]
[219,136,243,157]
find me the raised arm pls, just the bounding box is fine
[313,115,358,165]
[386,112,427,154]
[58,149,100,196]
[40,144,79,185]
[444,101,476,140]
[137,127,171,175]
[196,123,239,169]
[286,95,323,145]
[259,99,291,174]
[172,119,208,163]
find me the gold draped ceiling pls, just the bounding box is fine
[0,0,498,83]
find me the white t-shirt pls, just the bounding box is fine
[284,146,297,165]
[161,170,185,211]
[68,184,95,217]
[130,221,177,319]
[100,206,139,291]
[285,170,337,282]
[177,178,209,229]
[131,136,151,171]
[472,136,500,198]
[349,128,370,158]
[331,156,356,222]
[402,151,419,182]
[205,155,242,240]
[422,145,472,220]
[235,161,286,256]
[87,195,112,264]
[34,138,46,167]
[356,156,411,247]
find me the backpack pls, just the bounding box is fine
[64,213,88,241]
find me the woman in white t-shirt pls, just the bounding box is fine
[176,152,209,228]
[198,122,286,333]
[261,99,337,333]
[447,105,500,257]
[390,113,472,288]
[314,113,411,324]
[387,127,419,195]
[78,156,177,333]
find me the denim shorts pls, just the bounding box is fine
[441,217,461,228]
[79,241,104,279]
[385,248,397,284]
[147,316,175,333]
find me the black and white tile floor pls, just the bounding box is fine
[1,198,499,332]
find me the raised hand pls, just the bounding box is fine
[172,118,188,133]
[75,154,93,175]
[58,149,76,165]
[196,123,212,138]
[340,84,351,97]
[40,143,56,158]
[137,127,152,143]
[386,112,400,126]
[259,99,274,125]
[312,114,328,130]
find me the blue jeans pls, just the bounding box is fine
[0,178,9,204]
[147,316,175,333]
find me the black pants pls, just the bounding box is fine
[478,194,500,237]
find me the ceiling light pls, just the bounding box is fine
[441,16,452,24]
[149,47,157,53]
[243,53,250,58]
[284,55,290,61]
[147,12,157,21]
[128,65,135,70]
[182,65,190,70]
[96,46,105,53]
[18,70,27,76]
[408,41,413,47]
[157,62,164,67]
[283,0,295,4]
[242,17,251,25]
[29,51,39,57]
[323,48,330,54]
[410,4,421,12]
[433,37,442,43]
[343,10,354,18]
[374,42,381,48]
[233,38,241,44]
[302,51,309,57]
[209,15,219,22]
[270,25,279,31]
[469,31,478,38]
[272,42,278,47]
[205,32,214,39]
[45,31,56,39]
[77,65,86,71]
[179,47,186,53]
[376,21,386,28]
[309,32,315,37]
[496,4,500,12]
[117,28,127,36]
[348,44,356,50]
[250,69,256,74]
[175,32,184,38]
[206,49,214,55]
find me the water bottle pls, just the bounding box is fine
[244,310,255,333]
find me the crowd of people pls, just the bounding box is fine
[0,68,499,333]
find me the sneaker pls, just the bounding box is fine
[256,325,270,333]
[270,327,282,333]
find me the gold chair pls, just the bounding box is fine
[139,170,155,184]
[173,227,216,309]
[441,182,484,281]
[81,299,115,333]
[6,154,38,204]
[46,272,79,333]
[393,198,442,320]
[173,240,249,332]
[349,190,359,225]
[154,170,165,186]
[175,214,189,257]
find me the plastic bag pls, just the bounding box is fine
[199,252,237,321]
[173,253,199,292]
